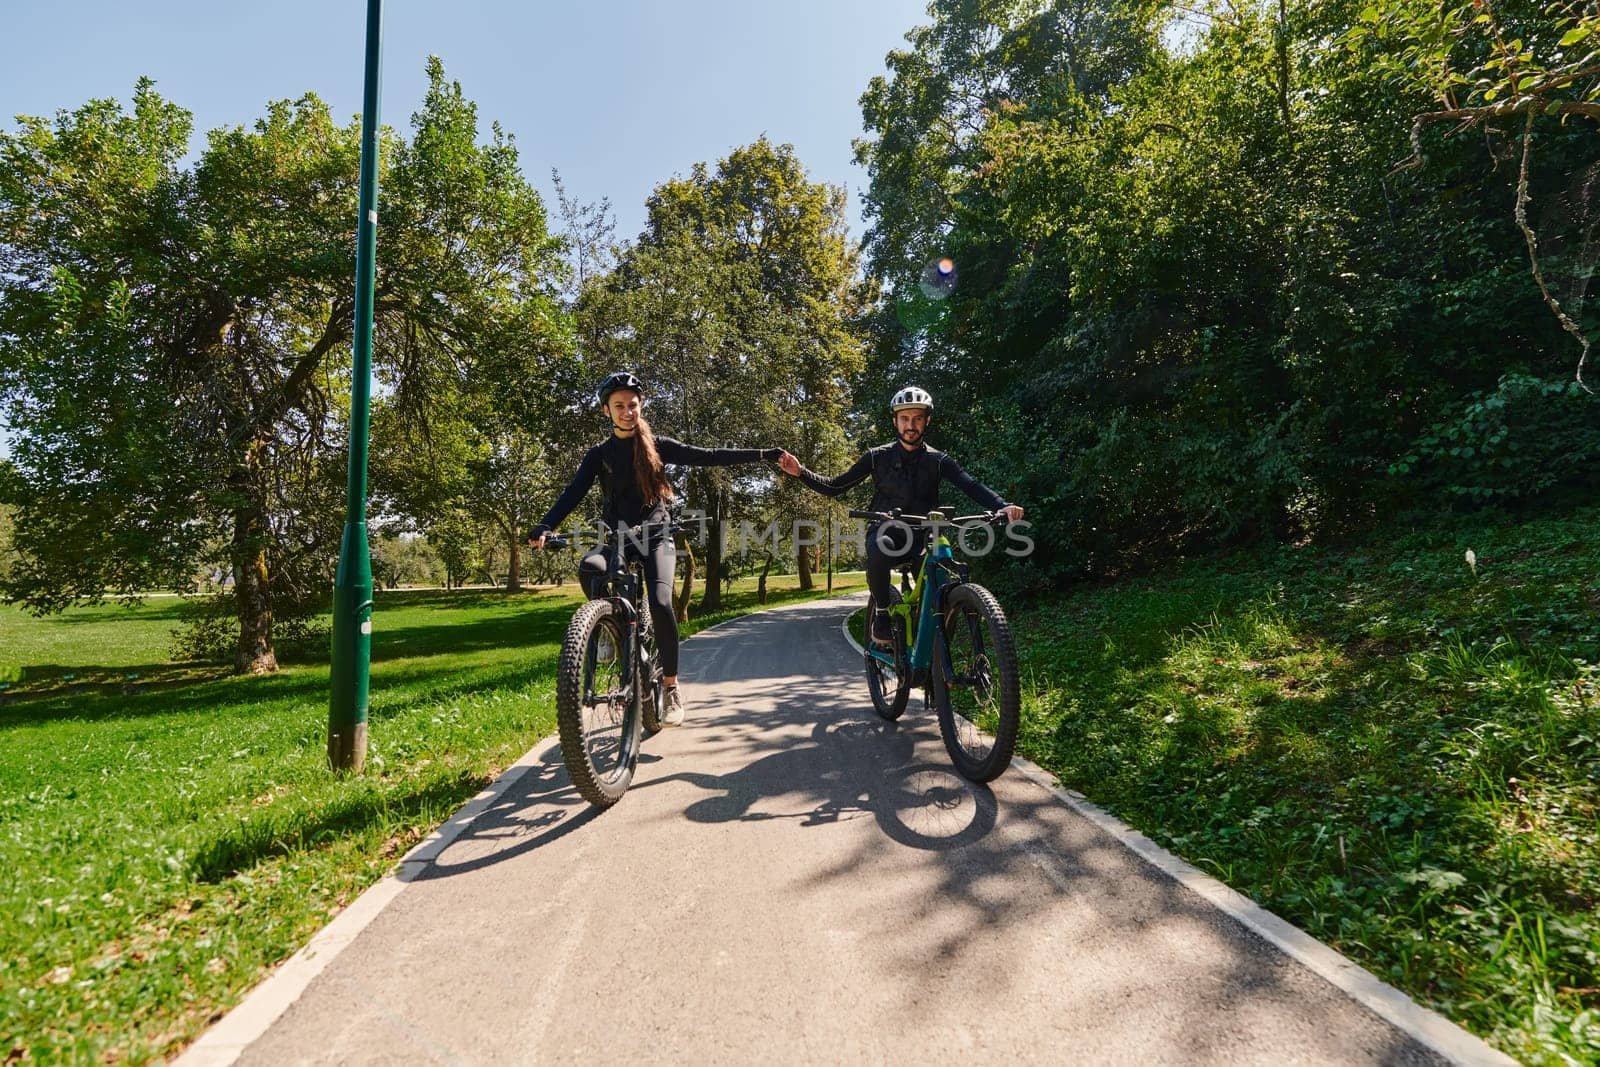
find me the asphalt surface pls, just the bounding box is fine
[231,593,1464,1065]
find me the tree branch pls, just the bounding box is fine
[227,297,352,450]
[1396,99,1600,173]
[1511,109,1593,386]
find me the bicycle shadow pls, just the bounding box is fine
[642,684,1001,854]
[402,744,598,882]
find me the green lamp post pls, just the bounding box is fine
[329,0,384,772]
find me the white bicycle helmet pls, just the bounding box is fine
[890,385,933,414]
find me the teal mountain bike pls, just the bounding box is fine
[852,508,1021,783]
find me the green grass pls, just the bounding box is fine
[846,606,867,648]
[1005,506,1600,1064]
[0,570,857,1064]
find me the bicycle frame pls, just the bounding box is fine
[586,519,674,715]
[865,515,972,675]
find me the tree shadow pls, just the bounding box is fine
[0,665,329,727]
[39,599,201,624]
[0,592,580,726]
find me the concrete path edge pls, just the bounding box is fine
[174,610,756,1067]
[836,596,1515,1067]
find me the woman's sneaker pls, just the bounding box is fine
[871,610,894,647]
[661,684,685,726]
[593,632,616,663]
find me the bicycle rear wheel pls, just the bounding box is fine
[556,598,640,807]
[932,583,1020,782]
[864,591,910,721]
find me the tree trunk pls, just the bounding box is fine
[826,511,834,593]
[506,534,522,593]
[673,530,695,623]
[1275,0,1293,139]
[700,491,725,614]
[796,538,814,591]
[757,552,773,604]
[229,444,277,674]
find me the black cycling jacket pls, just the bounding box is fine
[796,442,1007,515]
[531,434,778,537]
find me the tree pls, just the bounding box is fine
[370,533,443,588]
[594,138,864,610]
[0,61,569,671]
[426,505,481,589]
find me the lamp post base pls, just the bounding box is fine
[328,722,368,774]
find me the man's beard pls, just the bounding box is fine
[898,427,923,445]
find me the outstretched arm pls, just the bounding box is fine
[792,452,873,499]
[939,454,1010,513]
[656,437,780,468]
[527,447,602,543]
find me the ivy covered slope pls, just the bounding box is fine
[1009,504,1599,1064]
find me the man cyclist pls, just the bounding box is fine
[778,386,1024,646]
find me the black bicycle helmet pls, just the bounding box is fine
[596,371,644,407]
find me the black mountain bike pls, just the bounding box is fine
[542,521,672,808]
[853,508,1021,782]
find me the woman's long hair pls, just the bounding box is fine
[633,414,675,509]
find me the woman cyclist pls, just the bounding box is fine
[527,371,793,725]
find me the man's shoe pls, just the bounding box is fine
[661,684,685,727]
[871,610,894,648]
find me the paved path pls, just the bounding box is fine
[207,594,1504,1065]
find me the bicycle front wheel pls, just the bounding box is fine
[932,583,1020,782]
[556,598,640,807]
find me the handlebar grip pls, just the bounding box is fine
[848,509,883,520]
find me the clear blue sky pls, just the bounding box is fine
[0,0,928,243]
[0,0,931,458]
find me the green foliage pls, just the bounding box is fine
[1345,0,1600,370]
[1394,374,1600,501]
[853,0,1586,577]
[1346,0,1600,120]
[0,486,16,582]
[369,535,445,588]
[167,593,331,665]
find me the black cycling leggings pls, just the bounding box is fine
[866,522,929,612]
[578,537,680,676]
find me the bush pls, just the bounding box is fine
[1393,374,1600,503]
[169,593,331,664]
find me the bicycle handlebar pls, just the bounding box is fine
[535,518,681,552]
[846,508,1010,526]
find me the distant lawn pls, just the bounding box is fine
[0,570,860,1065]
[1008,507,1600,1065]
